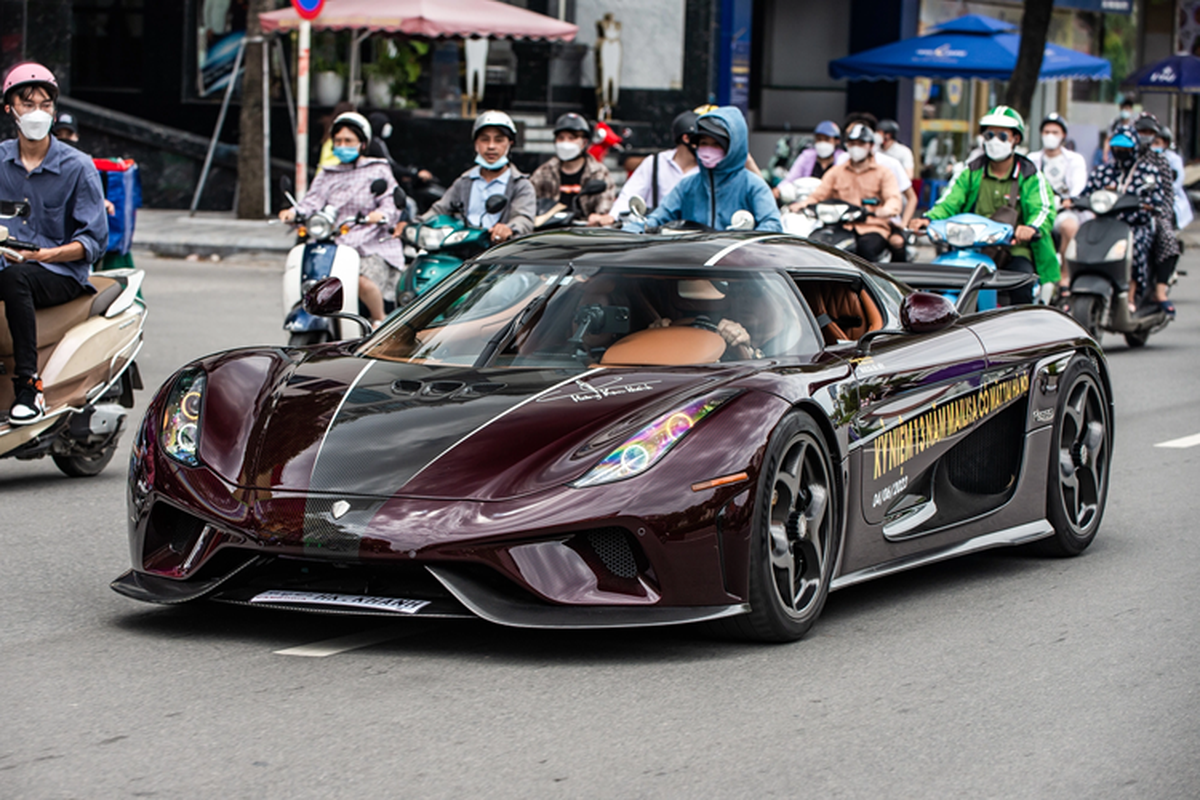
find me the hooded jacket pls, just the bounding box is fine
[627,107,781,233]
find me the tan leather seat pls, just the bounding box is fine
[0,275,118,358]
[803,282,884,344]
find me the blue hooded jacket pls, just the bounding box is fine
[627,106,782,233]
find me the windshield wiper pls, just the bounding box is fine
[473,265,574,368]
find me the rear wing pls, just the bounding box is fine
[884,263,1037,293]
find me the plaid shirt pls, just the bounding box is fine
[296,157,404,266]
[529,154,616,217]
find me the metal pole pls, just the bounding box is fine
[262,35,271,218]
[296,19,311,198]
[190,37,247,216]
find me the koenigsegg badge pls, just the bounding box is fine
[331,500,351,519]
[536,376,661,404]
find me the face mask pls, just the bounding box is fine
[1120,110,1131,120]
[847,145,869,162]
[814,141,835,159]
[1041,133,1063,151]
[1137,134,1155,147]
[476,153,509,170]
[380,123,393,139]
[15,109,53,141]
[333,146,360,164]
[984,138,1013,161]
[1152,146,1165,154]
[555,141,583,162]
[696,145,725,169]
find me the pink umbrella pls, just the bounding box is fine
[259,0,577,41]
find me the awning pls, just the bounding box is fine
[259,0,578,41]
[1122,53,1200,94]
[829,14,1111,82]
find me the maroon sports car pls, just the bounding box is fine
[114,231,1113,642]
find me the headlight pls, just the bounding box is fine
[306,214,333,241]
[1065,238,1077,261]
[161,369,206,466]
[402,224,419,245]
[442,229,471,247]
[571,391,737,488]
[1104,238,1128,261]
[817,204,848,225]
[418,225,453,250]
[945,221,977,247]
[1089,190,1118,215]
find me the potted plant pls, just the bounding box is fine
[364,40,428,109]
[312,53,346,106]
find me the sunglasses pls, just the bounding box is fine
[982,131,1012,142]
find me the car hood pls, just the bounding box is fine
[197,349,754,501]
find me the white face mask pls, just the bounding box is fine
[814,141,835,159]
[15,108,53,141]
[555,141,583,162]
[984,137,1014,161]
[847,145,869,163]
[1041,133,1063,151]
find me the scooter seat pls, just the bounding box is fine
[0,275,119,359]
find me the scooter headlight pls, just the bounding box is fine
[945,221,978,248]
[1104,238,1128,261]
[161,369,206,466]
[1088,190,1119,216]
[306,214,334,241]
[817,204,848,225]
[983,228,1008,244]
[418,225,453,250]
[442,229,471,247]
[571,391,738,488]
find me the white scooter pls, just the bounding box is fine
[777,177,823,238]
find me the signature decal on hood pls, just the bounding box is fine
[535,375,662,404]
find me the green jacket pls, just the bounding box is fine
[927,153,1059,283]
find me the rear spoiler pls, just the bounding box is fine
[884,263,1037,292]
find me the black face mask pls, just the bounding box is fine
[1113,148,1135,164]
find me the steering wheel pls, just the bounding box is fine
[689,315,721,333]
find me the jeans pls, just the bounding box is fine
[854,232,889,262]
[0,263,85,377]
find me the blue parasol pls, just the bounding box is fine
[1121,53,1200,93]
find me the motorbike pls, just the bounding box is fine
[802,200,893,263]
[922,213,1012,311]
[778,177,824,238]
[626,196,756,234]
[1064,190,1172,347]
[533,179,610,230]
[280,179,400,346]
[588,121,631,163]
[0,200,145,477]
[396,193,508,306]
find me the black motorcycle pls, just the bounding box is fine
[533,179,609,230]
[1065,190,1172,348]
[804,200,893,263]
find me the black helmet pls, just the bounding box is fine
[844,122,875,144]
[694,115,730,152]
[1041,112,1068,136]
[554,112,591,137]
[1134,112,1160,135]
[877,119,900,136]
[671,110,698,145]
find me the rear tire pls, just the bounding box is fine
[53,444,117,478]
[711,411,839,642]
[287,331,328,347]
[1123,330,1149,348]
[1034,356,1111,557]
[1069,294,1103,340]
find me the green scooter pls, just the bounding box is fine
[396,194,508,307]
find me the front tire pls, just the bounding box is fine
[1036,356,1111,556]
[1123,330,1149,348]
[717,411,840,642]
[1069,294,1104,340]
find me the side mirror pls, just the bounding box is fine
[729,209,755,230]
[580,179,608,196]
[280,175,293,195]
[900,291,959,333]
[393,185,409,211]
[370,178,388,196]
[303,276,345,317]
[485,194,508,215]
[628,195,648,220]
[0,200,31,218]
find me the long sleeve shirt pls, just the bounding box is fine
[611,149,696,214]
[295,156,405,267]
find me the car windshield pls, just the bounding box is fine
[363,261,816,369]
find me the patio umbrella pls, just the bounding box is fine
[259,0,578,41]
[829,14,1111,81]
[1121,53,1200,93]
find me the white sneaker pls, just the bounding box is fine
[9,376,45,426]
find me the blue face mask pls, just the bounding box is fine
[1152,146,1165,154]
[333,146,360,164]
[476,153,509,170]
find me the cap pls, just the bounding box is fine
[814,120,841,138]
[53,112,77,134]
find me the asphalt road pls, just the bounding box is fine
[2,252,1197,799]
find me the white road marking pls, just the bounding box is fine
[1154,432,1200,449]
[274,625,425,658]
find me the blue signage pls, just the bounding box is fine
[716,0,753,113]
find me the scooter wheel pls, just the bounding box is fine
[1123,330,1149,348]
[53,446,117,478]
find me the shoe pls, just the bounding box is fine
[1157,300,1176,319]
[9,375,45,425]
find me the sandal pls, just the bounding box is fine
[1157,300,1176,319]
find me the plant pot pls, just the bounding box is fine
[366,74,393,109]
[314,71,344,106]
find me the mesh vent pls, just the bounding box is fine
[946,402,1025,495]
[303,499,362,554]
[586,528,638,579]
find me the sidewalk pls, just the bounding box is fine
[132,209,294,258]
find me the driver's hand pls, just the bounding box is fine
[104,200,115,216]
[393,221,408,238]
[366,210,386,224]
[717,319,750,348]
[1013,224,1036,244]
[279,208,296,223]
[490,222,513,243]
[908,217,929,232]
[418,169,434,182]
[648,317,672,329]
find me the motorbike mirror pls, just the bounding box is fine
[280,175,293,195]
[370,178,388,196]
[0,200,31,218]
[393,185,409,210]
[729,210,756,230]
[485,194,508,215]
[628,196,648,219]
[303,277,344,317]
[580,179,608,196]
[900,292,959,334]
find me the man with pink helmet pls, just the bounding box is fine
[1,62,108,424]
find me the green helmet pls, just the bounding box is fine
[979,105,1026,140]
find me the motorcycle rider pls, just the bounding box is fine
[911,106,1057,304]
[790,122,901,261]
[601,110,698,223]
[1136,114,1181,315]
[1028,113,1088,291]
[876,119,915,179]
[624,106,781,233]
[1080,123,1173,316]
[416,110,535,244]
[1154,126,1193,230]
[781,121,847,185]
[530,113,616,226]
[844,112,917,261]
[278,111,403,324]
[0,63,108,424]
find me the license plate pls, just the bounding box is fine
[249,590,430,614]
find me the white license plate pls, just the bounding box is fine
[249,590,430,614]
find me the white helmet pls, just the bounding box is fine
[472,110,518,141]
[332,111,372,145]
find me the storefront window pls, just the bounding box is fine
[71,0,145,91]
